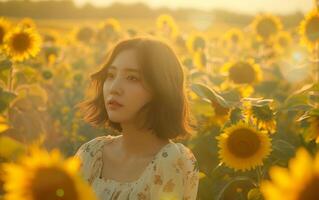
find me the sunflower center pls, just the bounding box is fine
[193,37,205,51]
[231,34,239,43]
[257,18,278,39]
[297,175,319,200]
[31,167,79,200]
[227,128,261,158]
[76,27,94,43]
[305,16,319,42]
[0,26,4,44]
[162,21,173,34]
[103,24,116,34]
[229,61,256,84]
[252,105,273,121]
[11,32,31,52]
[279,37,288,47]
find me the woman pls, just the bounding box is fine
[74,37,199,200]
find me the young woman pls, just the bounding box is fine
[74,37,199,200]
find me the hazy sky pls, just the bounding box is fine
[74,0,314,14]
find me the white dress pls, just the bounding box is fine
[74,135,199,200]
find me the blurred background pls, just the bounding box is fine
[0,0,319,200]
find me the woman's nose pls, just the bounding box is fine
[109,77,123,95]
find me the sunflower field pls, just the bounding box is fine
[0,2,319,200]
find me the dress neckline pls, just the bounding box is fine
[98,135,174,185]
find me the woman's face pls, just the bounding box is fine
[103,49,152,124]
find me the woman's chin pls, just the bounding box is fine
[108,117,123,123]
[108,115,128,123]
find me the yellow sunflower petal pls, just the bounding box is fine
[2,147,98,200]
[216,121,272,171]
[3,27,42,62]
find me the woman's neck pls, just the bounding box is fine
[117,124,169,158]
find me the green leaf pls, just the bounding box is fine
[309,108,319,116]
[297,108,319,122]
[247,188,264,200]
[12,84,48,111]
[0,59,12,86]
[15,66,40,86]
[283,93,312,111]
[216,176,257,200]
[189,69,206,80]
[293,83,319,94]
[191,83,230,108]
[242,97,274,107]
[272,139,295,162]
[191,98,214,117]
[0,115,9,133]
[0,87,17,113]
[220,89,241,105]
[0,136,25,160]
[296,111,311,122]
[0,59,12,69]
[229,107,245,124]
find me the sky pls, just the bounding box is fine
[73,0,315,14]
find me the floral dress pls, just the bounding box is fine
[74,135,199,200]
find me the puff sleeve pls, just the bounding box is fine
[74,141,92,183]
[149,143,199,200]
[74,136,105,185]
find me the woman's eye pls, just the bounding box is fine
[127,75,139,81]
[106,73,114,79]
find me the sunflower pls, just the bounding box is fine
[251,14,282,41]
[174,33,187,54]
[76,26,94,44]
[43,31,58,44]
[244,101,277,134]
[18,18,37,29]
[101,18,121,33]
[221,59,262,85]
[1,147,97,200]
[186,33,206,54]
[193,50,207,70]
[299,9,319,50]
[221,28,244,49]
[261,148,319,200]
[273,31,293,54]
[156,14,179,38]
[96,18,121,42]
[216,121,272,171]
[298,108,319,144]
[3,27,41,62]
[0,17,10,46]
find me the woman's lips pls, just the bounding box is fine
[107,101,123,110]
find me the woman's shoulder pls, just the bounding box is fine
[74,135,115,184]
[158,142,198,172]
[75,135,114,158]
[165,142,196,159]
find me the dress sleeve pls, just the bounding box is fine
[74,137,105,185]
[149,144,199,200]
[74,141,92,183]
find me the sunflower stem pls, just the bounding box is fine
[315,42,319,84]
[7,63,14,92]
[313,42,319,108]
[256,165,263,186]
[4,63,14,133]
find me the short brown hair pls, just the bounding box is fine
[76,36,196,140]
